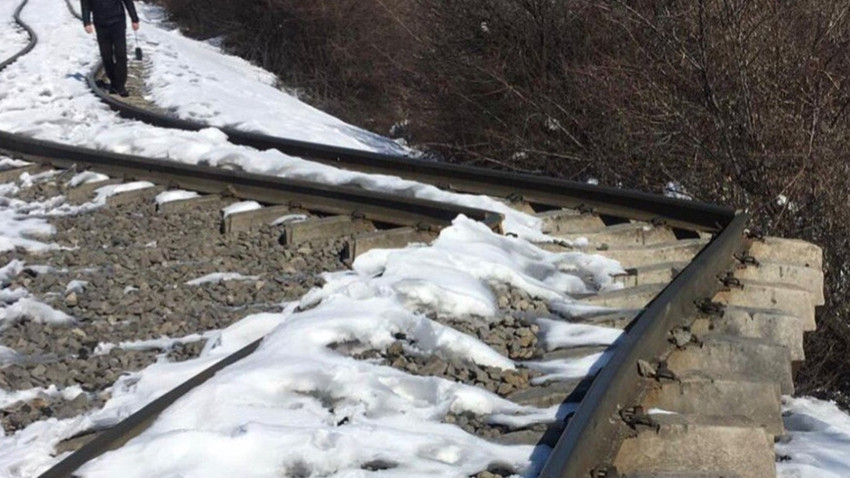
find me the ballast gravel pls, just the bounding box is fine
[0,172,343,440]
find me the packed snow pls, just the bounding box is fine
[777,397,850,478]
[0,297,74,328]
[67,171,109,188]
[0,168,58,253]
[270,213,308,226]
[131,3,408,155]
[220,201,261,218]
[0,385,85,410]
[536,319,622,350]
[94,333,210,357]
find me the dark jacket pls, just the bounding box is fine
[81,0,139,27]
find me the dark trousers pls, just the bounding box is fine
[95,22,128,91]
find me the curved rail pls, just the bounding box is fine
[3,3,754,478]
[0,0,35,71]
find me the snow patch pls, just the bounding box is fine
[0,298,75,328]
[155,190,199,205]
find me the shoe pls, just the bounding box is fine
[118,89,130,98]
[108,86,118,94]
[95,79,111,90]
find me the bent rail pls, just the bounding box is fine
[0,131,503,231]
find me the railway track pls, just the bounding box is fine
[0,1,825,477]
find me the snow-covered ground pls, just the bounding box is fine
[778,397,850,478]
[1,1,849,477]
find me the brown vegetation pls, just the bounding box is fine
[156,0,850,406]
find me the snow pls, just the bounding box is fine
[186,272,261,286]
[663,181,693,200]
[0,195,57,252]
[42,216,617,477]
[526,352,610,384]
[777,396,850,478]
[537,319,622,350]
[0,385,85,411]
[94,333,209,356]
[93,181,154,202]
[0,165,627,477]
[220,201,261,218]
[0,344,19,364]
[65,279,88,294]
[348,218,624,318]
[0,259,25,286]
[67,171,109,187]
[270,213,307,226]
[0,156,29,169]
[155,189,198,205]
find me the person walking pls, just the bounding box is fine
[80,0,140,97]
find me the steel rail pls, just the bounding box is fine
[7,4,500,233]
[88,73,734,231]
[60,0,733,232]
[63,0,733,233]
[540,212,748,477]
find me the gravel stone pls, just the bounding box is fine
[0,180,342,434]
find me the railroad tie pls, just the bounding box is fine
[606,236,823,478]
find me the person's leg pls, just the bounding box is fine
[110,23,129,93]
[94,25,116,87]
